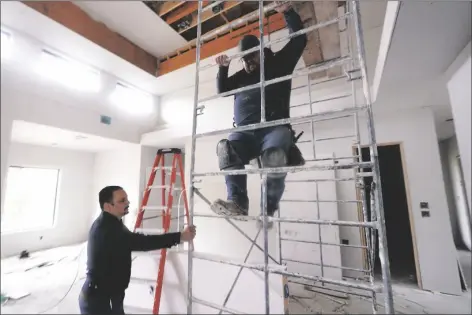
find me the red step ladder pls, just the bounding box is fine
[133,148,190,315]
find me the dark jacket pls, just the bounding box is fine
[85,211,181,294]
[217,8,307,127]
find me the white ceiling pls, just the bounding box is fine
[0,1,387,97]
[11,120,134,152]
[374,1,471,139]
[73,1,188,58]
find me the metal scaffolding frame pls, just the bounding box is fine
[185,1,394,314]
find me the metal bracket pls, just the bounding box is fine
[345,68,362,81]
[196,105,205,116]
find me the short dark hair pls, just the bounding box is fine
[99,186,123,210]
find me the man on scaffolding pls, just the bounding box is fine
[211,1,307,225]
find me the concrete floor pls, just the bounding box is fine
[1,243,471,314]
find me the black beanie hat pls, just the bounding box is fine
[238,34,260,52]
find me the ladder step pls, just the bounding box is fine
[152,166,182,175]
[147,185,183,190]
[135,228,164,235]
[142,206,181,211]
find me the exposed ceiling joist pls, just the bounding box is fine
[156,1,186,16]
[178,1,243,35]
[22,1,158,76]
[164,1,210,25]
[158,12,287,76]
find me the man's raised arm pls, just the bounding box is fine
[274,4,308,72]
[126,225,196,252]
[216,55,241,94]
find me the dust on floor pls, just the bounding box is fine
[1,243,471,314]
[288,282,471,314]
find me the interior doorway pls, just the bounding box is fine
[355,143,420,287]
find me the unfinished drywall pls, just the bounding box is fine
[446,42,471,209]
[1,143,95,258]
[92,145,142,229]
[296,106,462,294]
[125,250,285,314]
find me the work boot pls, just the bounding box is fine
[210,199,248,216]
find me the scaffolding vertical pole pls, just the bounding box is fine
[344,1,377,311]
[187,1,203,314]
[258,2,270,314]
[306,75,325,280]
[351,1,394,313]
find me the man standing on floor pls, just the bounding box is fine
[211,1,307,225]
[79,186,196,315]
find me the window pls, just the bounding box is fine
[36,50,101,92]
[1,30,12,59]
[1,166,60,233]
[109,83,154,116]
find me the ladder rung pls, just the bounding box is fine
[192,252,282,269]
[135,228,164,235]
[147,185,183,190]
[152,167,182,175]
[315,134,356,142]
[142,206,181,211]
[280,199,361,203]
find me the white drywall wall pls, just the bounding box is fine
[1,143,95,258]
[127,251,285,314]
[92,145,142,230]
[446,42,471,209]
[304,107,462,294]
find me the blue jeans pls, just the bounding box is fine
[225,125,292,215]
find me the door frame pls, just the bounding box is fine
[352,141,423,289]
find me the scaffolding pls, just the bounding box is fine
[185,1,394,314]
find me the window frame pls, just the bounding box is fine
[1,165,61,234]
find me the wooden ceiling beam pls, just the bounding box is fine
[158,12,287,76]
[165,1,210,25]
[158,1,186,17]
[22,1,158,76]
[179,1,243,35]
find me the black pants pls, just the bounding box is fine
[79,279,125,315]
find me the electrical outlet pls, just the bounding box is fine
[420,202,429,209]
[421,211,430,218]
[341,239,349,245]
